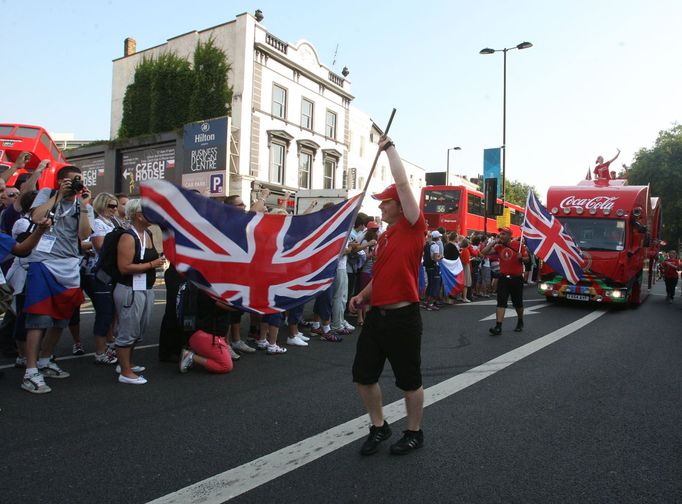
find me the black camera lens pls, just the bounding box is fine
[71,176,84,192]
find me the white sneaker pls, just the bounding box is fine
[39,362,70,379]
[232,339,256,354]
[266,344,287,355]
[95,351,118,365]
[255,338,268,350]
[342,320,355,331]
[179,349,194,373]
[462,298,472,303]
[296,332,310,342]
[15,356,26,368]
[228,345,241,361]
[21,372,52,394]
[115,365,146,374]
[286,335,309,347]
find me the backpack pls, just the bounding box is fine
[423,242,436,269]
[93,227,135,285]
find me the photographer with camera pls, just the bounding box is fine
[20,166,94,394]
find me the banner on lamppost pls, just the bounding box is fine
[483,147,501,198]
[182,116,230,196]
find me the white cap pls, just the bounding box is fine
[431,230,442,238]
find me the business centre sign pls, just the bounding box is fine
[182,116,230,196]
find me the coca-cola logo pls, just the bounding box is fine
[560,196,618,210]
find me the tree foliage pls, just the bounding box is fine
[118,57,154,138]
[627,124,682,249]
[504,179,539,207]
[149,53,193,133]
[118,38,232,138]
[188,37,233,122]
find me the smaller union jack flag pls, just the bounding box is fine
[140,181,362,314]
[522,191,586,284]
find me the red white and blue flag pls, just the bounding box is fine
[522,191,585,284]
[24,257,84,319]
[440,257,465,296]
[140,181,363,314]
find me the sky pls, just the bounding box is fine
[2,0,681,197]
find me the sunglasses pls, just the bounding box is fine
[107,204,118,209]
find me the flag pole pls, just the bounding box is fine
[361,108,397,196]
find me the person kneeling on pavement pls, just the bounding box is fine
[178,283,238,374]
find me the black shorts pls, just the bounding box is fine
[496,275,524,308]
[352,303,422,391]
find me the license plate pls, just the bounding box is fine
[566,294,590,302]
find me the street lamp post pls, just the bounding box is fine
[446,146,461,185]
[479,42,532,202]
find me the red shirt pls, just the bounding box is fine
[371,213,427,306]
[662,258,680,279]
[460,246,471,265]
[594,161,612,179]
[494,239,528,276]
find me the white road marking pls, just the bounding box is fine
[457,298,546,306]
[146,310,607,504]
[479,303,552,321]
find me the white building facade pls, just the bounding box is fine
[110,11,424,210]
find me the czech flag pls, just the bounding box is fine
[24,257,84,319]
[440,258,464,297]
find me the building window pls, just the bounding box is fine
[272,84,287,119]
[301,98,314,130]
[270,142,285,184]
[299,151,312,189]
[323,158,336,189]
[342,168,348,190]
[325,110,337,139]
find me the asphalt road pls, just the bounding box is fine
[1,282,680,504]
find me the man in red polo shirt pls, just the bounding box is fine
[349,136,427,456]
[481,226,529,335]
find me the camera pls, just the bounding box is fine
[71,175,84,193]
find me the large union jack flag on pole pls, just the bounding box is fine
[140,181,363,314]
[522,191,586,284]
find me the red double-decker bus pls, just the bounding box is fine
[0,123,66,189]
[420,185,525,236]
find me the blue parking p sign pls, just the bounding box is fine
[210,174,224,194]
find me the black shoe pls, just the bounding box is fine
[489,326,502,336]
[514,321,524,332]
[360,421,392,456]
[390,429,424,455]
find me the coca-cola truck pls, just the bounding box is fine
[538,179,661,306]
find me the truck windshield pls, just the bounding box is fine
[558,217,626,251]
[423,189,461,213]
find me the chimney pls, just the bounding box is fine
[124,37,137,57]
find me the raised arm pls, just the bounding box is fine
[379,136,419,225]
[19,159,48,195]
[608,149,621,164]
[2,151,30,182]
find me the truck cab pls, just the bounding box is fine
[538,179,660,306]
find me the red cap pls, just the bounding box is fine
[371,184,399,202]
[366,221,380,229]
[498,226,512,234]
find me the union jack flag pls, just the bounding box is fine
[140,181,363,314]
[522,191,586,284]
